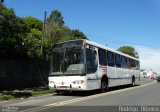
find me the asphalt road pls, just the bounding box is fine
[0,78,159,112]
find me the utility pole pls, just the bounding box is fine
[41,11,47,56]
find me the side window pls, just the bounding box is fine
[138,61,140,68]
[115,54,121,68]
[107,51,115,67]
[128,59,136,69]
[131,59,136,69]
[136,61,140,70]
[121,56,128,68]
[125,57,128,68]
[86,48,98,74]
[128,58,132,69]
[98,48,107,66]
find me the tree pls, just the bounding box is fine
[23,28,42,58]
[44,10,88,46]
[22,16,43,58]
[117,46,139,58]
[44,26,62,46]
[0,4,28,58]
[47,9,64,27]
[0,2,4,10]
[43,10,67,49]
[23,16,42,30]
[0,5,89,59]
[71,29,88,39]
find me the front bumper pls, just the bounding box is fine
[49,85,88,91]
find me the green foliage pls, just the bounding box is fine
[0,94,15,100]
[47,9,64,26]
[44,10,88,49]
[23,16,42,30]
[31,90,53,96]
[71,29,87,39]
[23,28,42,58]
[0,89,53,101]
[117,46,139,58]
[22,16,43,58]
[0,4,28,58]
[42,9,66,56]
[0,3,88,59]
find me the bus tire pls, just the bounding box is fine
[100,78,108,93]
[131,76,135,86]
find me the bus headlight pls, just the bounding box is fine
[49,81,54,84]
[73,80,84,84]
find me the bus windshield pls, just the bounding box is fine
[51,47,85,76]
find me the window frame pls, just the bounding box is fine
[98,48,107,66]
[86,46,98,74]
[107,51,115,67]
[121,56,128,68]
[115,54,122,68]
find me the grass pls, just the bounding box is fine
[0,94,15,100]
[31,90,53,96]
[0,89,53,101]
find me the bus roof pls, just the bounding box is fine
[55,39,139,61]
[85,39,139,61]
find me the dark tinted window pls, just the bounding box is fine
[121,56,128,68]
[98,48,107,66]
[128,59,136,69]
[131,60,136,68]
[86,48,98,74]
[115,54,121,68]
[52,48,85,75]
[107,51,115,67]
[128,59,132,69]
[136,61,140,69]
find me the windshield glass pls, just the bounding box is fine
[51,47,85,75]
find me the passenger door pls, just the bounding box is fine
[85,45,99,90]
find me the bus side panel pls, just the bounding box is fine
[135,70,140,85]
[108,66,116,87]
[86,71,101,90]
[116,68,129,86]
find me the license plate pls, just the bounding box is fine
[57,86,68,88]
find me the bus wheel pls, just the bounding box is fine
[100,79,108,93]
[131,76,135,86]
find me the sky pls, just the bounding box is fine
[3,0,160,72]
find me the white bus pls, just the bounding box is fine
[48,39,140,93]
